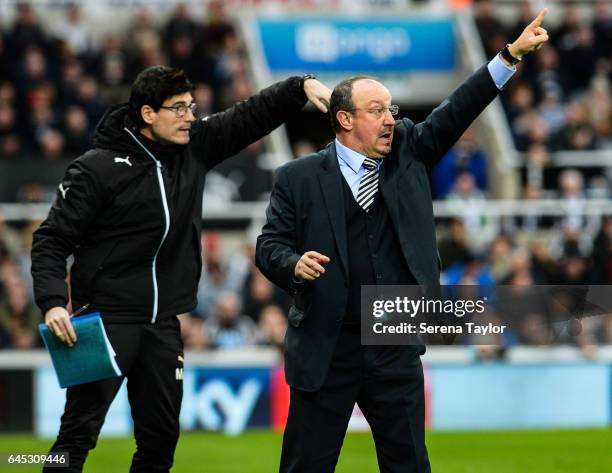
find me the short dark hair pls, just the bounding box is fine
[329,75,375,133]
[128,66,194,129]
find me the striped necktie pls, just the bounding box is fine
[356,157,379,212]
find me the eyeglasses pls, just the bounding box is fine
[348,104,399,119]
[159,102,197,118]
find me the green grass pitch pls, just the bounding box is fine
[1,429,610,472]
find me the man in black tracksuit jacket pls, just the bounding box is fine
[31,66,331,472]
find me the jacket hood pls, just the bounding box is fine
[92,103,183,160]
[92,103,142,154]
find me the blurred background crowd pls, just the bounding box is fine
[0,1,245,162]
[0,0,610,353]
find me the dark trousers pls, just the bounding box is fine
[280,325,430,473]
[43,317,183,473]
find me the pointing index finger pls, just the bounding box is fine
[306,251,330,263]
[531,8,548,28]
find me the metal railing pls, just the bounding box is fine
[2,198,611,223]
[1,345,612,367]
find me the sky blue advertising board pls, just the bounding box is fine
[35,366,274,437]
[256,18,456,73]
[428,364,611,430]
[34,363,610,437]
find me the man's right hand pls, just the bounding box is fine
[294,251,330,281]
[303,78,331,113]
[45,307,77,347]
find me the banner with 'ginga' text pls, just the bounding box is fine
[256,18,456,73]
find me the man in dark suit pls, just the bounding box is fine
[256,10,549,473]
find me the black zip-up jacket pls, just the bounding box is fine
[31,77,307,323]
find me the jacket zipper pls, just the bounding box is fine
[124,128,171,323]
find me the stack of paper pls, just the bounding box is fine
[39,313,122,388]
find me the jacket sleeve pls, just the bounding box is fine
[404,64,500,170]
[255,165,301,295]
[192,76,308,170]
[31,157,104,315]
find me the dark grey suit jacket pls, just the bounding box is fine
[256,65,500,391]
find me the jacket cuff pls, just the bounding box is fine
[286,76,309,109]
[286,253,302,294]
[38,297,68,317]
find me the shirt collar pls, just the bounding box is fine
[335,138,367,174]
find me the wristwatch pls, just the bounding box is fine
[301,73,317,88]
[500,44,521,66]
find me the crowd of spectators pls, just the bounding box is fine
[436,215,612,355]
[476,0,611,147]
[429,0,612,280]
[180,232,291,351]
[0,2,244,162]
[475,0,612,191]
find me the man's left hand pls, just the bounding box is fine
[508,8,549,59]
[303,78,332,113]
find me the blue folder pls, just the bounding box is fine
[39,313,122,388]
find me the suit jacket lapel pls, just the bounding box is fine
[318,145,349,280]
